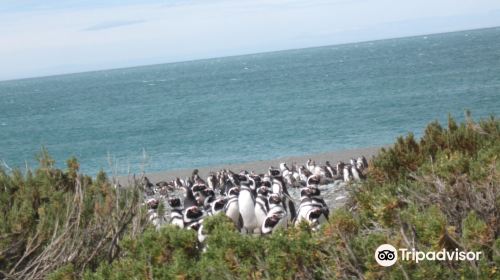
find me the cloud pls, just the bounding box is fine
[83,19,147,31]
[1,0,500,80]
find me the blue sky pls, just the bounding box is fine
[1,0,500,81]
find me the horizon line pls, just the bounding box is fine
[2,25,499,83]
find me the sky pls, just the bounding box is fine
[1,0,500,81]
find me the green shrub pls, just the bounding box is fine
[1,112,498,279]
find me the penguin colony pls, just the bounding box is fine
[143,156,368,244]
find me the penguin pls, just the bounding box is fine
[182,185,198,209]
[238,179,258,234]
[168,197,184,228]
[197,223,208,244]
[191,184,208,206]
[173,177,185,189]
[295,187,328,228]
[343,165,352,182]
[143,176,156,196]
[224,187,242,229]
[183,205,204,230]
[146,198,159,210]
[295,188,315,226]
[307,186,329,219]
[261,194,287,234]
[280,163,299,188]
[305,207,328,230]
[146,198,164,229]
[261,175,272,189]
[330,162,344,181]
[306,159,315,173]
[351,165,365,181]
[147,209,163,229]
[209,197,227,216]
[207,173,218,191]
[254,186,270,233]
[306,175,321,188]
[325,161,336,178]
[270,173,296,223]
[298,166,312,185]
[362,156,369,169]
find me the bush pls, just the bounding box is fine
[1,112,498,279]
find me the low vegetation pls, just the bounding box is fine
[1,112,498,279]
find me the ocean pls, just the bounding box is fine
[1,27,499,176]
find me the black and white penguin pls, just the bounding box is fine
[261,194,287,234]
[325,161,336,178]
[350,165,365,181]
[146,198,163,228]
[238,178,258,233]
[308,186,329,219]
[343,165,352,182]
[295,188,315,226]
[306,175,321,188]
[269,172,296,223]
[183,205,204,230]
[207,173,218,191]
[298,165,312,184]
[168,197,184,228]
[261,175,272,189]
[173,177,185,189]
[295,187,328,228]
[143,176,155,196]
[224,187,241,229]
[209,197,227,216]
[280,163,299,188]
[306,159,315,173]
[182,185,198,209]
[254,186,270,233]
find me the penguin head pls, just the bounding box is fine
[308,208,323,220]
[147,198,159,209]
[268,168,281,177]
[228,187,240,197]
[257,186,269,196]
[192,184,207,193]
[336,161,345,170]
[212,198,227,212]
[185,206,204,220]
[307,175,321,187]
[261,176,272,188]
[248,175,261,190]
[203,195,216,208]
[168,197,181,208]
[268,194,282,205]
[189,221,202,231]
[279,162,288,171]
[202,188,215,198]
[193,192,206,206]
[300,188,312,198]
[308,186,321,197]
[262,212,285,234]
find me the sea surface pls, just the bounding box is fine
[1,27,499,176]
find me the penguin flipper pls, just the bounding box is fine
[288,200,297,221]
[237,214,244,231]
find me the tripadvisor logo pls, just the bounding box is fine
[375,244,482,267]
[375,244,398,267]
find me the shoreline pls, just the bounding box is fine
[117,146,383,185]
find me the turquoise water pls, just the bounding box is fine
[1,27,499,175]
